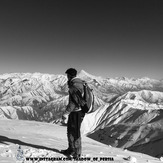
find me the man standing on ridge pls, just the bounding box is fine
[60,68,86,159]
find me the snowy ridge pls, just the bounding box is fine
[82,89,163,157]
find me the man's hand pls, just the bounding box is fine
[62,114,68,124]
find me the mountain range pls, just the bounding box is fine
[0,70,163,158]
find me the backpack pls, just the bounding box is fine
[71,81,94,114]
[81,82,94,113]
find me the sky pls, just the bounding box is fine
[0,0,163,79]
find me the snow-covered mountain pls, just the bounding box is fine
[81,90,163,157]
[0,72,105,121]
[0,71,163,158]
[0,73,68,122]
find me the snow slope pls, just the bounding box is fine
[0,119,162,163]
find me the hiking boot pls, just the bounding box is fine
[60,149,72,156]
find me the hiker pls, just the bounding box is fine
[60,68,86,159]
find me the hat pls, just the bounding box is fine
[65,68,77,77]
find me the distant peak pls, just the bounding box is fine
[78,70,98,79]
[78,70,90,76]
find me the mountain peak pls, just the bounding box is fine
[78,70,91,76]
[78,70,104,85]
[78,70,100,80]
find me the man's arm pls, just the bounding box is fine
[55,90,78,124]
[63,89,79,115]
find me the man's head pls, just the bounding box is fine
[65,68,77,80]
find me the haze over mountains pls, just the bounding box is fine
[0,70,163,158]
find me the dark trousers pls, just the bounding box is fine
[67,110,85,155]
